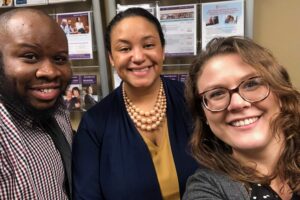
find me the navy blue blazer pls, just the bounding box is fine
[72,77,198,200]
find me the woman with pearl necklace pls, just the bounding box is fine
[72,7,198,200]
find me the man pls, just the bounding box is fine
[0,8,73,199]
[84,85,97,110]
[60,18,74,34]
[67,19,75,33]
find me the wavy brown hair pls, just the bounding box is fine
[185,36,300,192]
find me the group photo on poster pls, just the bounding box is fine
[64,75,99,112]
[56,11,93,60]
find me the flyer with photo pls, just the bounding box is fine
[159,4,197,56]
[0,0,13,7]
[56,11,93,60]
[162,73,188,83]
[117,4,154,14]
[64,75,83,112]
[162,74,179,81]
[64,75,99,112]
[14,0,46,6]
[201,0,244,49]
[81,75,98,110]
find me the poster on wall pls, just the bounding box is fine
[64,75,99,112]
[56,11,93,60]
[14,0,46,6]
[158,4,197,56]
[64,75,83,112]
[162,73,188,83]
[49,0,85,3]
[201,0,244,49]
[81,75,99,110]
[0,0,13,7]
[117,4,154,14]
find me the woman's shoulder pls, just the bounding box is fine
[183,167,249,200]
[190,168,233,182]
[186,168,234,186]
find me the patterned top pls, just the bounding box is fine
[250,183,300,200]
[0,97,73,200]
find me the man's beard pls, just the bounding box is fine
[0,67,62,120]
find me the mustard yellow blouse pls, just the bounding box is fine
[141,119,180,200]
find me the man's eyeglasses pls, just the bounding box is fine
[198,76,270,112]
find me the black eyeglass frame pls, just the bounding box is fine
[198,76,270,112]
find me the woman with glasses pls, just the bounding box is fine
[184,36,300,200]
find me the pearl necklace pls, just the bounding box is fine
[123,81,167,132]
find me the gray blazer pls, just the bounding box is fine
[183,168,250,200]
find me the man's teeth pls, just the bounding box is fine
[39,89,53,93]
[231,117,258,127]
